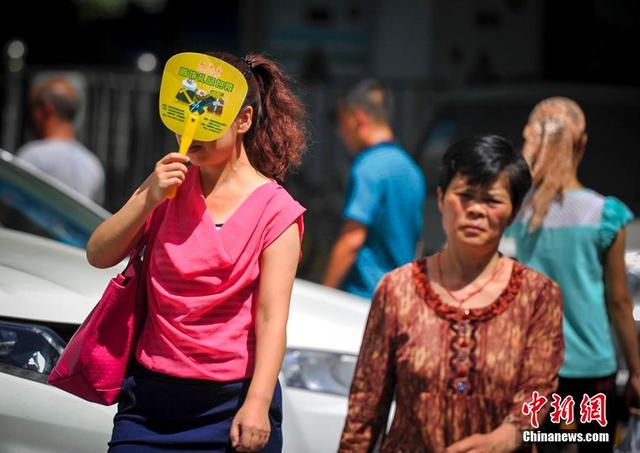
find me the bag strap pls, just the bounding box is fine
[140,201,168,272]
[122,201,168,275]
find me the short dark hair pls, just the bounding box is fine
[44,92,78,121]
[30,78,79,122]
[338,79,393,124]
[438,134,531,213]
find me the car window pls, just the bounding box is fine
[0,157,106,248]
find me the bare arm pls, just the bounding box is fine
[322,220,367,288]
[86,152,189,268]
[604,228,640,411]
[230,222,301,452]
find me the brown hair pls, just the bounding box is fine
[210,52,307,181]
[522,97,586,231]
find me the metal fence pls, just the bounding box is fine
[1,69,434,281]
[5,69,638,282]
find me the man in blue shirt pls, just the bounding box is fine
[323,79,426,299]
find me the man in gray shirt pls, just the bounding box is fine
[17,77,105,204]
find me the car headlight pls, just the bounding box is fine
[0,320,66,382]
[281,349,357,397]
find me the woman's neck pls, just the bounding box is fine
[563,174,584,191]
[440,244,501,289]
[198,143,265,196]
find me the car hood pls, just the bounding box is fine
[0,228,371,355]
[0,228,116,324]
[287,280,369,355]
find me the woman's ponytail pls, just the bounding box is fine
[240,54,307,181]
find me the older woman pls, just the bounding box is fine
[339,135,564,452]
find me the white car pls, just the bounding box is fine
[0,150,369,453]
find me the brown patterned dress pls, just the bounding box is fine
[339,258,563,452]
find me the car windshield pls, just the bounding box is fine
[0,152,107,248]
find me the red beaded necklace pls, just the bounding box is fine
[436,251,503,306]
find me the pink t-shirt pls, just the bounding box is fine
[136,165,305,381]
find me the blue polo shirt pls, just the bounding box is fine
[341,141,425,299]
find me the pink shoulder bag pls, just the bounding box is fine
[48,204,164,405]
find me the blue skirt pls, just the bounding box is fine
[108,365,282,452]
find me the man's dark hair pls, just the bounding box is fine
[438,134,532,213]
[338,79,394,124]
[30,78,79,122]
